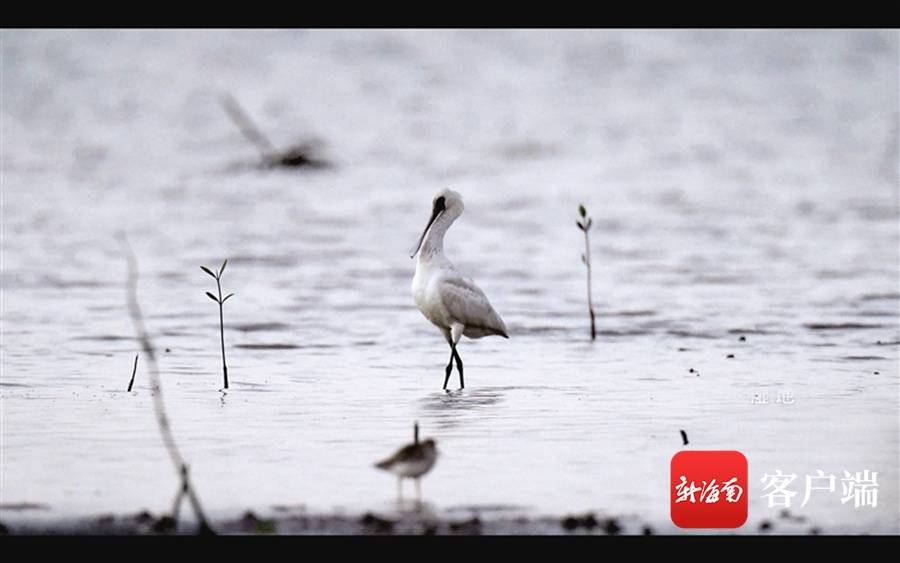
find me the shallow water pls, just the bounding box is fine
[1,29,898,533]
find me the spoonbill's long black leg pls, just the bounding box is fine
[452,344,464,389]
[443,345,454,390]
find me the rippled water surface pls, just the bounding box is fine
[1,29,898,533]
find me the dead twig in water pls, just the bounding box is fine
[576,204,596,340]
[127,354,139,392]
[202,260,233,390]
[119,234,214,535]
[221,94,330,169]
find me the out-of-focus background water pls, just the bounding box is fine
[1,29,898,533]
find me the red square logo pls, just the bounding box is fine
[671,450,748,528]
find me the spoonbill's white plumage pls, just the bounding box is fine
[410,189,508,390]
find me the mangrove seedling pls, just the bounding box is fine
[202,259,234,389]
[576,204,596,340]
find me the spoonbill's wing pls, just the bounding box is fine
[439,276,508,338]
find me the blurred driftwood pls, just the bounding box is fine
[221,94,330,170]
[119,234,214,535]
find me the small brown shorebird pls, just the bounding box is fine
[374,422,438,503]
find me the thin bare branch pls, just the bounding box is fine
[577,205,597,341]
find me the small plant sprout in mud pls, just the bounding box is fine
[576,204,596,341]
[126,354,138,392]
[202,259,234,390]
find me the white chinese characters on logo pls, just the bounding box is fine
[801,469,835,507]
[722,477,744,502]
[840,470,878,508]
[759,469,878,509]
[760,470,798,508]
[675,476,744,504]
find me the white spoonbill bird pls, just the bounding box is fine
[410,189,508,390]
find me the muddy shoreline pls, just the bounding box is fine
[0,508,829,535]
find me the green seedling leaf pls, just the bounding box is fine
[220,259,228,276]
[206,292,219,303]
[201,266,216,278]
[578,204,586,218]
[223,293,235,302]
[576,221,584,231]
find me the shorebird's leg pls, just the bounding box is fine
[452,344,464,389]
